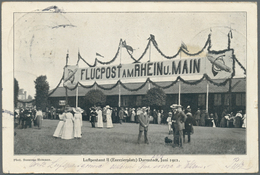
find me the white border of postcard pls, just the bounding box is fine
[2,2,258,173]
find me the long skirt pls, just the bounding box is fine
[53,121,64,137]
[61,119,74,140]
[36,115,43,129]
[74,119,82,138]
[106,115,113,128]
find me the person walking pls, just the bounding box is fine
[106,105,113,128]
[167,112,173,135]
[35,107,43,129]
[119,107,124,124]
[73,107,83,138]
[130,108,136,122]
[90,107,97,128]
[96,107,103,128]
[61,106,74,140]
[53,110,65,138]
[137,107,150,144]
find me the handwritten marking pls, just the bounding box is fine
[225,157,251,170]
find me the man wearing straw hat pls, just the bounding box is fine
[170,104,187,148]
[137,107,150,144]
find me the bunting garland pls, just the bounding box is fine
[48,31,246,96]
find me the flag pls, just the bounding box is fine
[66,50,69,66]
[181,41,189,52]
[122,40,134,53]
[148,34,157,46]
[96,52,104,58]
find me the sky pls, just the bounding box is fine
[13,9,247,98]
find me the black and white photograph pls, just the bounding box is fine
[2,2,258,173]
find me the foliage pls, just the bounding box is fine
[14,78,19,108]
[85,89,106,107]
[34,75,49,111]
[144,87,166,107]
[27,95,33,100]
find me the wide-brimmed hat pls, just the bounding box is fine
[73,107,84,113]
[168,112,172,115]
[142,107,147,110]
[187,105,191,109]
[170,104,182,109]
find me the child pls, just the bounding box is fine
[167,112,173,135]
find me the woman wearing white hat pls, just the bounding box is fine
[53,109,65,138]
[106,105,113,128]
[61,106,74,140]
[96,107,103,128]
[73,107,83,138]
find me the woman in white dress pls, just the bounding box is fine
[97,107,103,128]
[106,105,113,128]
[53,110,65,138]
[35,107,43,129]
[130,108,136,122]
[61,106,74,140]
[73,107,83,138]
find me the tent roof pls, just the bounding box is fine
[49,77,246,97]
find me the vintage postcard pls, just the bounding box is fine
[2,2,258,173]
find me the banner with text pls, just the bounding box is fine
[63,50,233,88]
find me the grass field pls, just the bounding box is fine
[14,119,246,155]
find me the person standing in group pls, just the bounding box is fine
[153,109,157,124]
[124,108,128,122]
[61,106,74,140]
[130,108,136,123]
[96,106,103,128]
[183,112,193,143]
[167,112,173,135]
[102,107,107,122]
[194,108,201,126]
[73,107,83,138]
[137,107,150,144]
[53,109,65,138]
[156,110,162,124]
[119,107,124,124]
[90,107,97,128]
[106,105,113,128]
[170,104,187,148]
[234,110,243,128]
[35,107,43,129]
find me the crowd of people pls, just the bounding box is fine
[14,104,246,147]
[14,107,43,129]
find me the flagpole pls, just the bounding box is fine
[178,81,181,105]
[148,42,151,90]
[118,40,122,108]
[206,81,209,113]
[76,85,78,108]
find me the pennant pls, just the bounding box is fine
[148,34,157,46]
[96,52,104,58]
[181,41,189,52]
[122,40,134,53]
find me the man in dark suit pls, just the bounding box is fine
[137,107,150,144]
[170,104,187,148]
[90,107,97,128]
[183,112,193,143]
